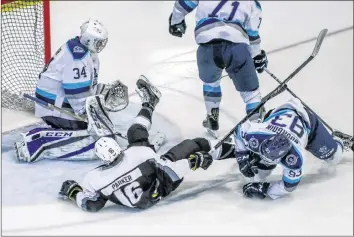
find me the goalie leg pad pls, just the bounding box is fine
[42,116,88,130]
[15,127,97,162]
[86,95,116,137]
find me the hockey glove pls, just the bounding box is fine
[253,50,268,73]
[188,151,213,170]
[236,152,259,178]
[169,13,187,38]
[59,180,83,201]
[243,182,270,199]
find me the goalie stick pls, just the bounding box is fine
[21,92,128,140]
[264,68,354,152]
[213,28,328,150]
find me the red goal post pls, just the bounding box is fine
[1,0,51,111]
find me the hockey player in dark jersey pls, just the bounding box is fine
[59,77,235,211]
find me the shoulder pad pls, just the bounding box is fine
[66,37,89,60]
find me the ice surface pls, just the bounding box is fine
[1,1,353,235]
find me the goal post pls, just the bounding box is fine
[1,0,51,111]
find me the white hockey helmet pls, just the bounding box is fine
[95,137,123,163]
[80,19,108,53]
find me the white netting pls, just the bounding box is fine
[1,0,49,111]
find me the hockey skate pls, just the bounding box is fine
[203,108,219,139]
[332,130,354,152]
[135,75,162,110]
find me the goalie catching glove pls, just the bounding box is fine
[188,151,213,170]
[96,80,129,112]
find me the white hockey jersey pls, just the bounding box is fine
[234,98,312,199]
[35,37,99,121]
[171,0,262,57]
[75,146,191,210]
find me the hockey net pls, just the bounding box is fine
[1,0,51,111]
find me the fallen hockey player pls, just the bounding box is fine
[219,97,353,200]
[58,77,235,211]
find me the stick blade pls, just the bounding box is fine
[311,28,328,57]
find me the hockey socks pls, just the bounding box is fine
[133,106,153,131]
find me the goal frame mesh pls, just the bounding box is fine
[1,0,51,111]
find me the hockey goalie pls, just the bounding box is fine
[14,18,129,162]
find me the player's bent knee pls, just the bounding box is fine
[127,124,149,145]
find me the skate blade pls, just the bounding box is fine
[138,75,162,99]
[333,130,354,152]
[207,129,218,139]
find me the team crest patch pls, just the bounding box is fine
[249,137,259,149]
[285,154,298,166]
[73,46,85,53]
[319,145,328,154]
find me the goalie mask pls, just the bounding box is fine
[80,19,108,53]
[95,137,123,164]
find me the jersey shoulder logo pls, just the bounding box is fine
[281,147,302,169]
[285,154,298,166]
[66,37,88,60]
[73,46,85,53]
[249,137,259,149]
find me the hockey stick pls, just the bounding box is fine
[213,28,328,150]
[264,68,354,150]
[264,68,333,132]
[22,92,85,121]
[21,92,128,140]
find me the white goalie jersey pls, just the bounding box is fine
[35,37,99,121]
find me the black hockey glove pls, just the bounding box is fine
[169,13,187,38]
[188,151,213,171]
[253,50,268,73]
[59,180,83,201]
[243,182,270,199]
[236,152,260,178]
